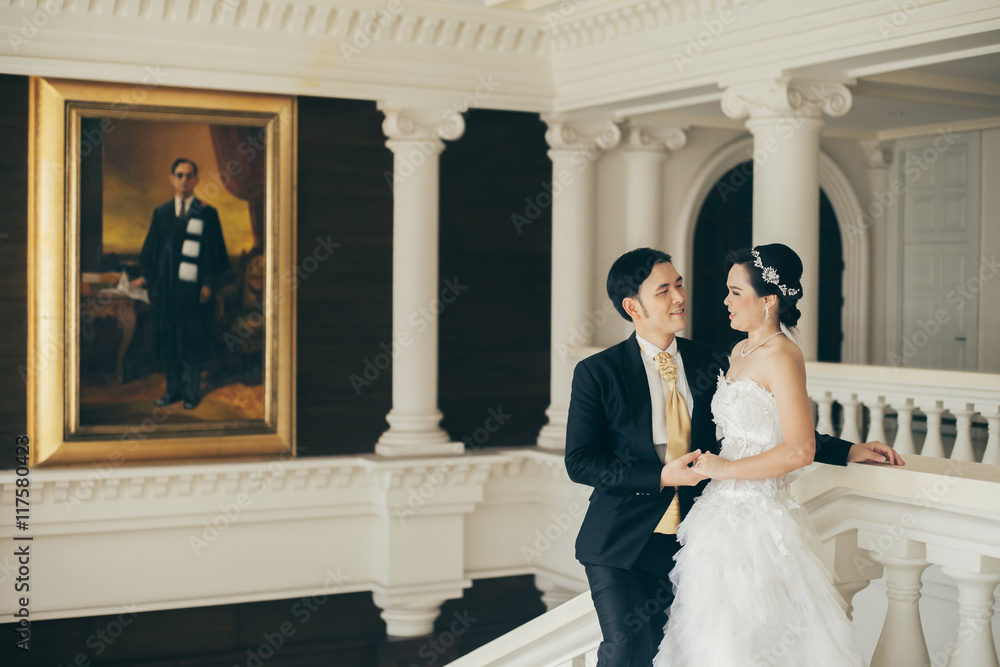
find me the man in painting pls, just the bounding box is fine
[130,158,230,409]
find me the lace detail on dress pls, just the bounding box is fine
[706,373,790,500]
[654,371,864,667]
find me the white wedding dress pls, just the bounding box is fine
[653,373,865,667]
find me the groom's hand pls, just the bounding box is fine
[660,450,707,489]
[848,441,905,466]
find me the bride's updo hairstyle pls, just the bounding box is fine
[725,243,804,329]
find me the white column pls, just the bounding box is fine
[620,122,686,337]
[859,534,931,667]
[376,105,466,457]
[928,546,1000,667]
[537,115,621,450]
[722,78,852,361]
[862,142,893,365]
[622,123,686,249]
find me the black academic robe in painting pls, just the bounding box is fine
[138,198,230,365]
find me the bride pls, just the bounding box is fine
[653,243,865,666]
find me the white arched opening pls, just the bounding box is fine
[674,137,870,364]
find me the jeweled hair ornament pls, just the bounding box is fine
[751,248,800,297]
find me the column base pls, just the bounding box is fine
[376,409,463,457]
[536,406,568,450]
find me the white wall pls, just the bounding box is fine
[980,129,1000,373]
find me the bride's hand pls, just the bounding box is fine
[692,452,729,479]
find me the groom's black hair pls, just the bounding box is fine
[607,248,672,322]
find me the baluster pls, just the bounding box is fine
[929,546,1000,667]
[840,393,862,443]
[830,531,883,620]
[859,534,930,667]
[867,397,888,443]
[920,401,945,458]
[983,410,1000,466]
[816,391,835,435]
[949,404,977,462]
[893,400,916,456]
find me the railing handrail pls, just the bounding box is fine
[806,361,1000,406]
[447,456,1000,667]
[447,591,599,667]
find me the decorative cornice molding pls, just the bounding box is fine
[721,77,853,121]
[547,0,754,54]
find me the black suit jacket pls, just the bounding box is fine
[565,333,852,570]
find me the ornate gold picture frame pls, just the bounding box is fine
[28,77,296,466]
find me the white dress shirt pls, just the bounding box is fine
[636,334,695,463]
[175,195,195,218]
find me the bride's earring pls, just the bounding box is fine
[765,304,770,320]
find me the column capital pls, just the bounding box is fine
[541,113,622,153]
[378,102,466,144]
[861,140,894,169]
[721,77,852,121]
[623,122,687,153]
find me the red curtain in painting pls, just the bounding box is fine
[209,126,266,250]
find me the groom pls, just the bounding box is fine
[565,248,902,666]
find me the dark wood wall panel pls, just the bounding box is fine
[438,109,552,449]
[0,74,29,465]
[295,96,395,456]
[0,575,544,666]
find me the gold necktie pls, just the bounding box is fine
[653,351,691,535]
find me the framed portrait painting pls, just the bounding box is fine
[28,77,296,466]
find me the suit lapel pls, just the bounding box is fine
[621,332,657,459]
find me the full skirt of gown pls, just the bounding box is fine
[653,375,865,667]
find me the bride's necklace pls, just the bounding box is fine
[740,330,783,358]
